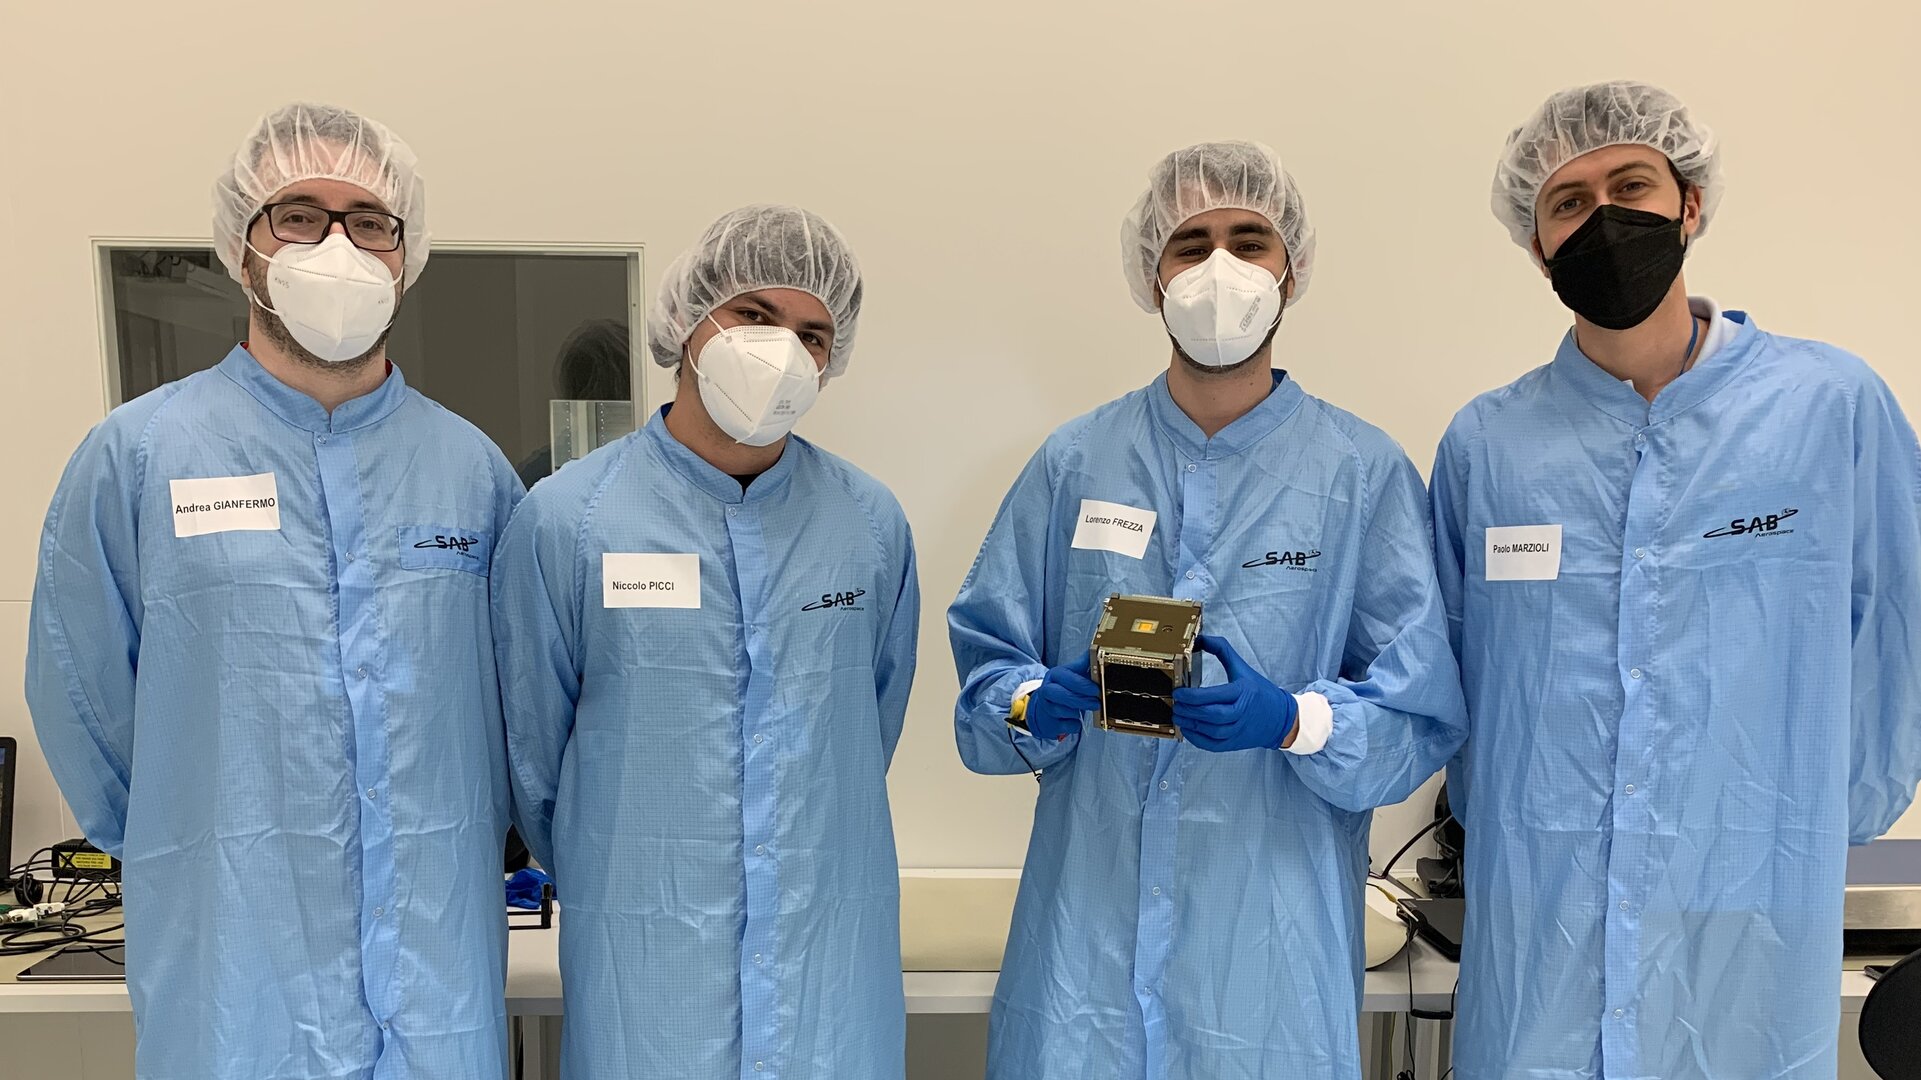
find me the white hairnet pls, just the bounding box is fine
[1121,140,1316,313]
[649,204,863,379]
[213,103,429,287]
[1492,80,1723,256]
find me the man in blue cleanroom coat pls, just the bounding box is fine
[1432,79,1921,1079]
[948,140,1468,1080]
[493,204,920,1080]
[27,103,523,1080]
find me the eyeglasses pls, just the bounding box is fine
[256,203,405,253]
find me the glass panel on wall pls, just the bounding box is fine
[551,398,638,473]
[101,245,642,490]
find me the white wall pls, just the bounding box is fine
[2,0,1917,881]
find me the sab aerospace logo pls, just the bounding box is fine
[412,534,483,559]
[802,588,867,613]
[1242,549,1322,571]
[1703,508,1798,540]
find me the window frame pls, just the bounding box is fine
[91,237,647,418]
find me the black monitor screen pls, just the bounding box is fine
[0,737,14,878]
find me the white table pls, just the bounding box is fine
[0,918,1460,1079]
[1,918,1469,1016]
[0,919,1884,1080]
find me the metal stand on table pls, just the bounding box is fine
[508,885,557,1080]
[1369,1011,1452,1080]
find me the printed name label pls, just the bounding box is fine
[1485,524,1563,581]
[1071,499,1157,560]
[602,553,701,609]
[171,473,281,537]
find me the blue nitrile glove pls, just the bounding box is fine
[1172,634,1298,752]
[1021,653,1102,741]
[506,867,554,910]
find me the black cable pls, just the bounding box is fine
[1402,941,1419,1079]
[0,917,125,956]
[5,845,124,957]
[1404,1031,1418,1078]
[61,875,103,906]
[66,898,123,923]
[57,939,126,963]
[9,848,123,896]
[0,913,125,954]
[7,848,59,906]
[1006,725,1043,783]
[10,845,57,871]
[1393,915,1463,1079]
[1380,814,1450,883]
[0,921,87,956]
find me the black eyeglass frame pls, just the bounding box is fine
[253,203,406,253]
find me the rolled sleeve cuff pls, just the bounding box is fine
[981,666,1049,725]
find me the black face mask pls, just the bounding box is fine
[1542,205,1688,331]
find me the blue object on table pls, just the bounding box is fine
[506,868,553,910]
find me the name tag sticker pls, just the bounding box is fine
[1486,524,1563,581]
[1071,499,1157,560]
[171,473,281,537]
[603,553,701,609]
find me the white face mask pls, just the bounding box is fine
[692,315,822,447]
[1159,247,1285,368]
[247,233,399,363]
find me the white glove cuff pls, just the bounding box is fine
[1285,692,1332,756]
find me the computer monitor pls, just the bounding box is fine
[0,736,16,880]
